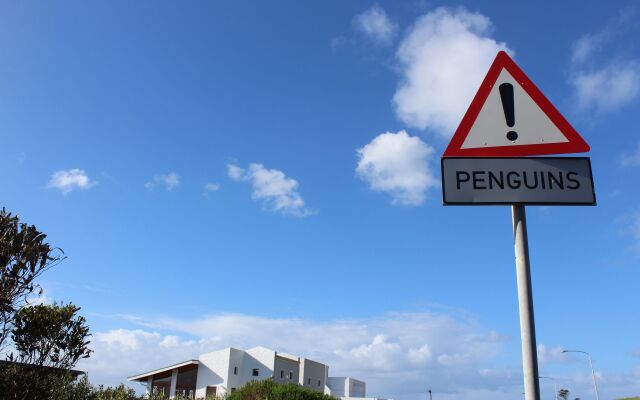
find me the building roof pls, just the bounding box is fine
[276,351,300,362]
[127,360,199,382]
[0,360,85,377]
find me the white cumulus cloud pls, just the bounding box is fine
[47,168,96,195]
[393,7,511,137]
[354,5,398,44]
[145,172,180,191]
[227,163,314,217]
[356,131,437,206]
[78,311,509,399]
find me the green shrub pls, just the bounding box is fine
[226,380,337,400]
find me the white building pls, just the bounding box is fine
[128,346,370,400]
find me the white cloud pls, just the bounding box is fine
[354,5,398,44]
[145,172,180,191]
[203,182,221,192]
[47,168,96,195]
[570,9,640,113]
[626,211,640,242]
[226,163,314,217]
[227,164,245,181]
[393,7,511,137]
[620,143,640,166]
[537,344,567,365]
[356,130,437,206]
[571,62,640,113]
[79,311,510,399]
[617,210,640,255]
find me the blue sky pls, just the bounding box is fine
[2,1,640,399]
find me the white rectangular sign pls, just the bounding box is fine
[441,157,596,205]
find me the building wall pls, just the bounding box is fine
[187,347,366,399]
[299,358,327,392]
[274,355,300,384]
[226,348,246,392]
[195,348,231,398]
[347,378,366,398]
[327,377,347,397]
[243,347,276,383]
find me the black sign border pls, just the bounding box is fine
[440,156,596,206]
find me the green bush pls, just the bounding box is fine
[226,380,337,400]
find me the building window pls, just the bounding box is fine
[289,371,293,380]
[317,380,321,387]
[234,366,238,375]
[307,378,311,385]
[252,368,259,376]
[231,388,236,393]
[280,370,284,378]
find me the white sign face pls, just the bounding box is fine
[461,69,569,150]
[441,157,596,205]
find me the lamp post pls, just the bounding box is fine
[428,389,432,400]
[562,349,600,400]
[538,376,558,400]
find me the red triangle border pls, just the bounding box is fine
[443,51,590,157]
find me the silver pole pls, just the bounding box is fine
[512,205,541,400]
[562,350,600,400]
[587,353,600,400]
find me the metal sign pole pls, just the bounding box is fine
[512,204,541,400]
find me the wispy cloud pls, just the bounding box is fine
[570,7,640,114]
[356,131,437,206]
[203,182,221,193]
[620,143,640,166]
[354,5,398,45]
[572,62,640,113]
[392,7,511,137]
[227,163,314,217]
[47,168,97,195]
[145,172,180,191]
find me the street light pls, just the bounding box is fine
[538,376,558,400]
[427,389,432,400]
[562,349,600,400]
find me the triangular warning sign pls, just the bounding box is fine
[443,51,589,157]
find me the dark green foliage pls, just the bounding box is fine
[558,389,570,400]
[226,380,338,400]
[0,208,65,349]
[8,302,92,368]
[88,382,139,400]
[0,363,82,400]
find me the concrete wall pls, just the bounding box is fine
[244,346,276,383]
[195,348,231,398]
[226,348,246,392]
[347,378,366,398]
[274,355,300,384]
[327,377,346,397]
[299,358,327,392]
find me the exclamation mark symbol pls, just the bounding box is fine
[499,83,518,142]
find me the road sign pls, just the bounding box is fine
[443,51,590,157]
[441,157,595,205]
[439,51,597,400]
